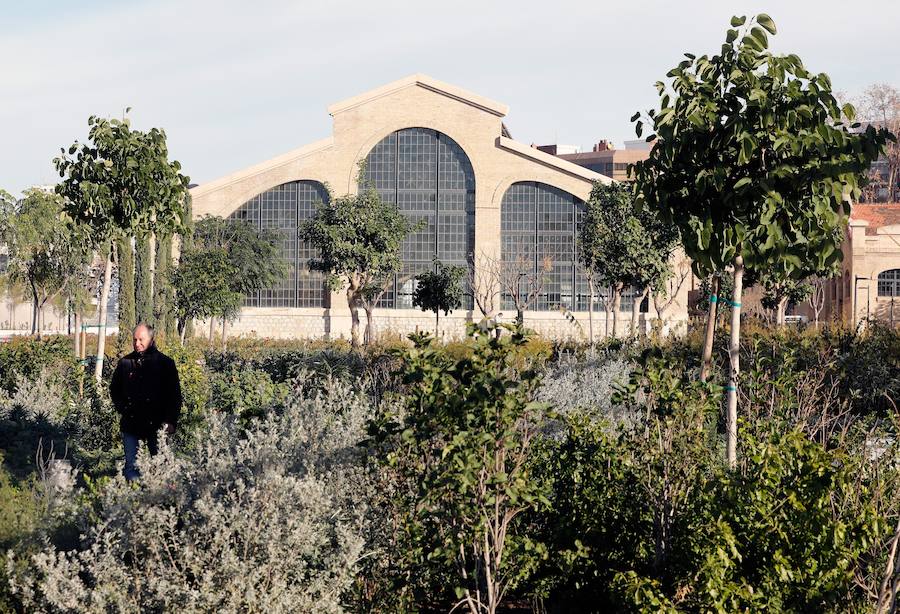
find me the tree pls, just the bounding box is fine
[189,216,285,346]
[632,14,892,467]
[651,253,691,335]
[0,189,89,339]
[578,183,675,339]
[412,258,465,338]
[115,237,135,355]
[761,274,812,326]
[172,248,243,344]
[135,234,153,323]
[495,254,552,328]
[301,184,418,347]
[154,234,176,341]
[55,113,190,381]
[370,324,549,614]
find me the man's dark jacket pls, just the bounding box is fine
[110,346,182,439]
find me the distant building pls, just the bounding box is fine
[188,75,691,340]
[536,139,651,181]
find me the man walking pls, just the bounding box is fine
[110,323,182,480]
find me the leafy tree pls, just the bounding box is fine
[412,258,465,338]
[55,112,190,381]
[301,184,418,347]
[188,216,285,345]
[0,189,89,339]
[370,324,550,614]
[760,274,813,325]
[171,248,242,345]
[632,14,892,466]
[578,183,676,340]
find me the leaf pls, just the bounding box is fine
[756,13,777,35]
[734,177,752,190]
[730,15,746,27]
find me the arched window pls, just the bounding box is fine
[228,180,330,308]
[360,128,475,308]
[878,269,900,297]
[500,182,647,313]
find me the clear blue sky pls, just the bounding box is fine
[2,0,898,196]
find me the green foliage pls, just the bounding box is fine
[369,323,550,612]
[115,238,135,355]
[616,431,883,612]
[301,181,419,345]
[209,365,287,426]
[172,248,243,324]
[191,215,286,298]
[413,258,465,317]
[632,14,893,279]
[158,343,209,449]
[154,235,175,340]
[579,182,677,295]
[0,336,72,394]
[54,113,190,246]
[0,189,91,333]
[412,257,465,336]
[134,233,153,324]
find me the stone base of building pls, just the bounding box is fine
[201,308,688,343]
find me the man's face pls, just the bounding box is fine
[133,327,152,354]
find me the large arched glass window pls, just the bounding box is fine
[360,128,475,308]
[500,182,647,313]
[228,180,330,308]
[878,269,900,297]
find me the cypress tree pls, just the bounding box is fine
[116,237,135,354]
[154,235,176,341]
[135,233,153,325]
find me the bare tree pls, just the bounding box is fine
[468,251,499,323]
[858,84,900,202]
[809,275,829,329]
[652,255,691,335]
[493,254,552,326]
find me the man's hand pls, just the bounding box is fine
[163,423,176,435]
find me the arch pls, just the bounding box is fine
[877,269,900,297]
[228,180,330,308]
[499,181,648,314]
[359,127,476,309]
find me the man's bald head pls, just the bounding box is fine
[132,323,155,354]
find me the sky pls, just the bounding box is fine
[2,0,898,196]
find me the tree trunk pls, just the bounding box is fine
[588,279,595,347]
[221,317,228,351]
[179,322,187,345]
[776,296,788,326]
[94,254,113,383]
[135,234,153,324]
[604,286,611,338]
[363,304,375,345]
[700,276,720,383]
[30,278,38,337]
[347,287,360,348]
[630,287,648,336]
[611,283,623,337]
[435,310,439,339]
[74,311,81,358]
[725,256,744,469]
[209,317,215,344]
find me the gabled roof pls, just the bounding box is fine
[498,137,612,184]
[327,73,509,118]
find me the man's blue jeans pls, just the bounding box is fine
[122,431,159,481]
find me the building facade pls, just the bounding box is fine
[189,75,691,341]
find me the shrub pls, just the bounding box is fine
[7,378,372,613]
[208,364,288,425]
